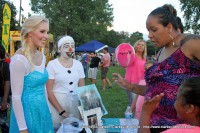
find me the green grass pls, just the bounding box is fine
[85,65,128,118]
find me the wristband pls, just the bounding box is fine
[59,110,66,116]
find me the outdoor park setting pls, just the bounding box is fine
[1,0,200,133]
[0,65,127,133]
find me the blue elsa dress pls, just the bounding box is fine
[9,69,54,133]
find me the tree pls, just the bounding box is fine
[180,0,200,34]
[100,30,133,48]
[128,31,143,45]
[30,0,113,46]
[146,40,160,57]
[100,30,120,48]
[0,0,18,43]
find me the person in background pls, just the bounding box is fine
[88,52,101,84]
[99,53,104,64]
[0,45,10,133]
[82,52,90,78]
[77,53,82,62]
[113,4,200,133]
[99,47,112,90]
[131,60,154,120]
[139,77,200,133]
[5,53,10,64]
[125,39,147,109]
[46,35,85,130]
[9,15,54,133]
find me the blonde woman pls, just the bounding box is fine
[9,16,54,133]
[46,35,85,130]
[124,39,147,110]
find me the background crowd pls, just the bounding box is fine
[1,3,200,133]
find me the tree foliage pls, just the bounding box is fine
[180,0,200,34]
[30,0,113,46]
[128,31,143,45]
[0,0,18,42]
[101,31,144,48]
[100,30,122,48]
[146,40,156,57]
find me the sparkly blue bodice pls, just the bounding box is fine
[10,69,54,133]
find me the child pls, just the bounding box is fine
[131,60,154,119]
[138,77,200,133]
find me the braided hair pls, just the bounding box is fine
[20,15,49,70]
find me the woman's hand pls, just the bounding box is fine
[112,73,129,89]
[142,93,165,116]
[1,100,8,110]
[138,93,164,133]
[61,111,69,118]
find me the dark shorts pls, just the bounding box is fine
[101,67,109,79]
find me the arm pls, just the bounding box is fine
[78,78,85,87]
[2,81,10,110]
[78,61,85,86]
[2,63,10,110]
[100,59,108,67]
[79,61,86,80]
[182,34,200,60]
[112,73,146,96]
[138,93,164,133]
[189,40,200,60]
[10,59,28,131]
[46,79,68,118]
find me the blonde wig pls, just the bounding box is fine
[21,15,49,70]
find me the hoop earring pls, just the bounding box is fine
[169,34,175,46]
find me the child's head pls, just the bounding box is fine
[145,60,154,70]
[174,77,200,125]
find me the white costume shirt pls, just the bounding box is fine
[10,54,46,130]
[46,59,85,93]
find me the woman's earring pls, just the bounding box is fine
[169,34,175,46]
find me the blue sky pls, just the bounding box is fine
[10,0,182,36]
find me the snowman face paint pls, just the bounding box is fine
[58,36,75,58]
[62,42,75,52]
[60,43,75,58]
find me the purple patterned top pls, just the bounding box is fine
[145,47,200,126]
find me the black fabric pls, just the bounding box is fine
[0,123,9,133]
[0,61,10,97]
[89,57,101,68]
[150,127,168,133]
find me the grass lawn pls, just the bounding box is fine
[85,65,128,118]
[0,65,127,133]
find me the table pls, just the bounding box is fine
[57,118,139,133]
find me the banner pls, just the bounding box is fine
[2,3,11,53]
[10,31,21,41]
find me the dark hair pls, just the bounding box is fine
[0,45,6,59]
[148,4,178,30]
[176,17,184,33]
[103,47,108,52]
[180,77,200,116]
